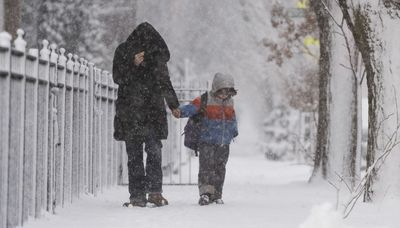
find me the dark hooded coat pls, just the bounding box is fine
[112,22,179,141]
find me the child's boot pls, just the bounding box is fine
[198,194,211,206]
[123,195,147,207]
[210,194,224,204]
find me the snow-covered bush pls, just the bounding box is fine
[299,203,353,228]
[261,104,314,162]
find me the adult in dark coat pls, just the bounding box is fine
[112,22,180,207]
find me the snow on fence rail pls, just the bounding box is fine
[0,29,123,228]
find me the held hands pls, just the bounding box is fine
[172,109,181,118]
[134,51,145,66]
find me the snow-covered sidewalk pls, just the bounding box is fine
[22,152,397,228]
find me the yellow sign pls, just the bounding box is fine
[303,36,319,46]
[296,0,309,9]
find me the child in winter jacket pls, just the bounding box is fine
[178,72,238,205]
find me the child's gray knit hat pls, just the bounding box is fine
[211,72,235,94]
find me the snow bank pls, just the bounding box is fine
[299,203,353,228]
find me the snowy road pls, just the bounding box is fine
[22,150,396,228]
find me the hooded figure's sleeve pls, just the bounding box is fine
[112,44,130,85]
[155,62,179,110]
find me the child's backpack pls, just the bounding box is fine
[183,92,208,156]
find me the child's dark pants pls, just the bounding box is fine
[198,143,230,199]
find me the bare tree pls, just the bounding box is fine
[265,1,361,183]
[338,0,400,201]
[309,0,332,180]
[307,0,362,187]
[263,2,321,163]
[263,2,319,67]
[284,66,319,113]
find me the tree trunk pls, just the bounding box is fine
[21,0,42,46]
[339,0,400,202]
[362,2,400,202]
[4,0,21,37]
[310,0,360,186]
[347,2,379,203]
[309,0,332,181]
[329,3,360,188]
[0,0,4,31]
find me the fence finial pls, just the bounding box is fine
[0,31,12,48]
[58,48,67,67]
[67,53,74,71]
[40,40,50,61]
[102,70,109,86]
[50,43,58,64]
[73,54,80,72]
[79,57,85,74]
[14,29,27,52]
[84,59,89,74]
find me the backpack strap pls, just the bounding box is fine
[193,92,208,156]
[199,92,208,115]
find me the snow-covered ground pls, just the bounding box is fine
[21,142,398,228]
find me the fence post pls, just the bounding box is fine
[84,60,90,193]
[47,43,59,214]
[23,47,39,222]
[36,39,50,218]
[78,58,85,194]
[107,73,113,186]
[100,70,109,190]
[0,31,11,228]
[55,47,67,209]
[71,54,80,200]
[93,67,101,195]
[63,53,74,204]
[87,62,95,194]
[111,81,118,185]
[7,29,27,228]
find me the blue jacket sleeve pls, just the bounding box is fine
[179,103,198,118]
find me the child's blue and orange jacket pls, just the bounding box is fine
[179,92,238,145]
